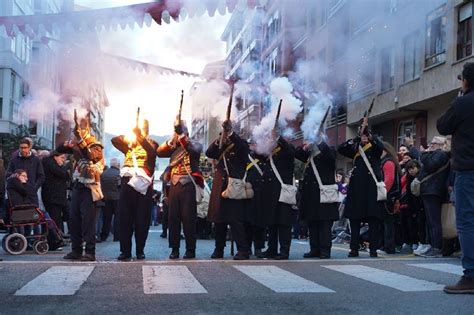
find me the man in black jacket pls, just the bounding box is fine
[437,61,474,294]
[100,158,121,242]
[6,138,45,206]
[206,120,250,260]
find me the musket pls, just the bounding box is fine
[274,99,283,130]
[219,84,235,149]
[359,98,375,136]
[317,105,331,136]
[73,109,79,129]
[136,107,141,128]
[177,90,184,123]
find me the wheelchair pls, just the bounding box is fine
[2,204,51,255]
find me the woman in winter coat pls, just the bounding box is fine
[418,136,450,258]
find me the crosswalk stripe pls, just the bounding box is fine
[408,263,464,276]
[15,266,94,296]
[322,265,444,292]
[234,265,334,293]
[142,266,207,294]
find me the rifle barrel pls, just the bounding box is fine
[274,99,283,129]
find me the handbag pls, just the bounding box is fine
[127,152,153,195]
[183,163,208,204]
[410,162,450,197]
[221,153,254,199]
[441,203,457,239]
[270,155,297,205]
[358,145,387,201]
[309,156,339,203]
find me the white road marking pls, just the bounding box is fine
[323,265,444,292]
[142,266,207,294]
[15,266,94,296]
[408,263,464,276]
[234,265,334,293]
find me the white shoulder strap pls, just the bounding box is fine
[358,145,379,184]
[309,156,324,187]
[270,155,285,185]
[248,154,263,176]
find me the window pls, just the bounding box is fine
[457,2,472,60]
[265,11,281,48]
[403,31,421,82]
[397,120,416,148]
[266,48,279,78]
[381,47,395,91]
[29,120,37,135]
[425,5,447,67]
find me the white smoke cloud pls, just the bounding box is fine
[252,77,302,155]
[301,93,333,144]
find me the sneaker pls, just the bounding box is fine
[420,247,442,258]
[444,276,474,294]
[400,243,413,254]
[412,244,419,251]
[414,244,431,256]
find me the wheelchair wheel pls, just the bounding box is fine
[4,233,28,255]
[33,240,49,255]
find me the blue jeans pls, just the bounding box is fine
[455,171,474,279]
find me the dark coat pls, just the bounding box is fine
[41,156,69,207]
[206,133,249,223]
[6,153,44,204]
[295,142,339,222]
[156,137,202,176]
[338,137,384,220]
[419,149,450,198]
[0,161,5,199]
[244,151,267,227]
[260,137,295,226]
[437,88,474,171]
[6,177,37,207]
[100,166,121,200]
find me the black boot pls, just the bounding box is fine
[117,253,132,261]
[262,249,277,259]
[254,248,263,258]
[211,248,224,259]
[169,248,179,259]
[303,250,320,258]
[183,249,195,259]
[348,249,359,257]
[275,252,289,260]
[233,251,250,260]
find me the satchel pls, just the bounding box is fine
[270,155,297,205]
[441,203,457,239]
[310,156,339,203]
[358,146,387,201]
[411,162,450,197]
[221,153,254,200]
[127,153,153,195]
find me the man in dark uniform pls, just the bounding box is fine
[338,120,384,258]
[63,115,105,262]
[111,120,158,261]
[296,140,339,259]
[244,141,267,258]
[206,120,250,260]
[156,120,203,259]
[261,134,296,260]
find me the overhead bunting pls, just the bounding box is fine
[103,53,201,77]
[0,0,265,39]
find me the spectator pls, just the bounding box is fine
[6,138,45,206]
[100,159,121,242]
[437,61,474,294]
[418,136,450,258]
[42,150,70,232]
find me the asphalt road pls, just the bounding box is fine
[1,227,473,315]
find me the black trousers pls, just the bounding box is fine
[214,221,249,253]
[119,179,153,256]
[70,185,97,255]
[308,220,333,256]
[168,182,197,250]
[383,221,396,252]
[245,224,265,251]
[161,205,169,234]
[267,224,291,255]
[422,195,443,249]
[101,199,119,240]
[44,202,64,232]
[350,219,381,253]
[401,209,418,245]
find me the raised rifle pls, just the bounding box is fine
[274,99,283,130]
[317,105,331,137]
[136,107,141,128]
[359,98,375,137]
[219,83,235,149]
[73,109,79,130]
[177,90,184,124]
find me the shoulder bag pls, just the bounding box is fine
[221,153,254,199]
[410,161,450,197]
[270,155,297,205]
[358,145,387,201]
[309,156,339,203]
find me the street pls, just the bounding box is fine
[1,227,473,315]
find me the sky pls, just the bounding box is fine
[75,0,230,136]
